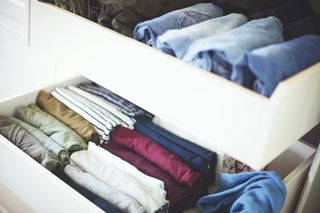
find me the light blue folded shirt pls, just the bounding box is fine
[157,13,248,58]
[133,3,223,47]
[232,34,320,96]
[183,16,284,79]
[197,171,287,213]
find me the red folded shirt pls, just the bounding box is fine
[111,126,201,187]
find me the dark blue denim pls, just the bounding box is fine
[197,171,287,213]
[232,35,320,97]
[133,3,223,47]
[134,120,217,181]
[55,170,124,213]
[183,16,284,79]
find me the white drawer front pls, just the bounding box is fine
[0,0,28,37]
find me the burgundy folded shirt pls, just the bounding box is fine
[102,142,207,213]
[111,126,201,187]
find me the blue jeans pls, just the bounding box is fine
[156,13,248,58]
[134,119,217,185]
[183,16,284,80]
[232,35,320,96]
[133,3,223,47]
[197,171,287,213]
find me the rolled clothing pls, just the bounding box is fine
[10,117,69,165]
[96,0,213,37]
[211,0,290,15]
[65,164,146,213]
[133,3,223,47]
[232,35,320,97]
[78,82,152,118]
[134,119,217,181]
[51,87,119,141]
[183,16,284,79]
[197,171,287,213]
[103,142,207,213]
[36,90,101,144]
[157,13,248,58]
[111,126,201,187]
[70,150,169,213]
[15,104,87,152]
[284,14,320,40]
[87,142,167,199]
[0,116,60,171]
[54,169,125,213]
[68,86,135,129]
[249,0,313,23]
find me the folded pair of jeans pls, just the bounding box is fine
[156,13,248,58]
[183,16,284,79]
[133,3,223,47]
[232,35,320,96]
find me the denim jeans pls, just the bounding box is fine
[183,16,284,79]
[232,35,320,97]
[133,3,223,47]
[157,13,248,58]
[197,171,287,213]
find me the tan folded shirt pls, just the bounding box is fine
[36,90,100,144]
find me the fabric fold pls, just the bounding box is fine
[0,116,60,171]
[65,164,146,213]
[133,3,223,47]
[15,104,87,152]
[197,171,287,213]
[10,117,69,165]
[36,90,101,144]
[111,126,201,187]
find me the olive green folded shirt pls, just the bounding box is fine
[36,90,101,144]
[15,104,87,153]
[0,116,61,171]
[10,117,69,165]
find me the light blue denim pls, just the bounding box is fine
[133,3,223,47]
[197,171,287,213]
[232,35,320,97]
[183,17,284,79]
[156,13,248,58]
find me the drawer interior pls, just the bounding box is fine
[0,75,316,213]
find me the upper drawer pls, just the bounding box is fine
[29,1,320,170]
[0,0,28,36]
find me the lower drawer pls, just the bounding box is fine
[0,76,316,213]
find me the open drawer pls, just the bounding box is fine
[0,76,316,212]
[29,0,320,170]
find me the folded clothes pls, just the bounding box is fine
[211,0,290,14]
[68,86,135,128]
[54,170,124,213]
[70,149,169,213]
[183,16,284,79]
[111,126,201,187]
[51,87,123,141]
[134,119,217,182]
[78,82,152,118]
[249,0,313,23]
[15,104,87,152]
[0,116,60,171]
[284,14,320,40]
[87,142,167,199]
[197,171,286,213]
[36,90,101,144]
[103,142,207,213]
[133,3,223,47]
[232,35,320,96]
[10,117,69,165]
[65,164,145,213]
[157,13,248,58]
